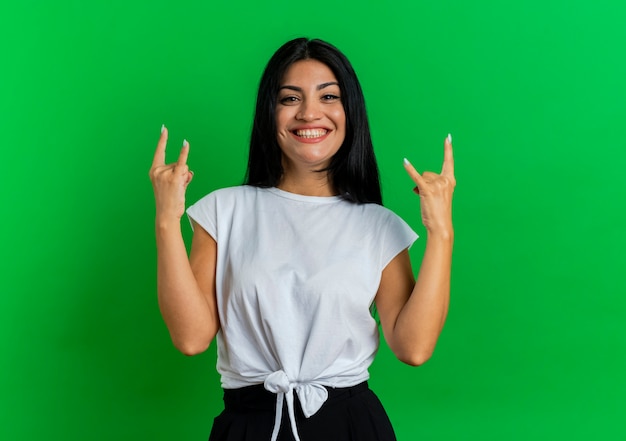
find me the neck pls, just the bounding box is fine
[277,167,337,197]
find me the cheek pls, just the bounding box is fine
[333,109,346,132]
[275,108,291,132]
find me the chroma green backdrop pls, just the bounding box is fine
[1,0,625,439]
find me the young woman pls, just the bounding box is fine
[149,38,455,441]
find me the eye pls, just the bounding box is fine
[321,94,341,102]
[279,95,300,105]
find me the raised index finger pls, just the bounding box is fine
[403,157,427,189]
[441,133,455,177]
[152,125,168,167]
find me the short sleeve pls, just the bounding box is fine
[186,192,218,241]
[379,210,419,269]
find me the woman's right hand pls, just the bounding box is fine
[149,126,194,223]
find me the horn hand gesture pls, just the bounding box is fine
[149,126,194,223]
[404,134,456,236]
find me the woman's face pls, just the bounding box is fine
[275,59,346,172]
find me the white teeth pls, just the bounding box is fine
[295,129,328,138]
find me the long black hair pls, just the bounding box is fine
[245,38,382,205]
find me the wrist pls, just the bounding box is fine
[155,215,182,232]
[425,225,454,241]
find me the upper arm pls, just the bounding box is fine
[374,249,415,350]
[189,221,220,335]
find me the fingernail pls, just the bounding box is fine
[403,158,410,166]
[161,124,165,133]
[447,133,452,143]
[183,139,189,148]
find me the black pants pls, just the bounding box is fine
[208,382,397,441]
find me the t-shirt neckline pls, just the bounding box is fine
[265,187,343,204]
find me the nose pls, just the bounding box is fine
[296,99,322,121]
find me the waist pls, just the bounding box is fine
[222,381,370,412]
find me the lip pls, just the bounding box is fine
[289,125,333,144]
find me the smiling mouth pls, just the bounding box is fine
[293,129,329,139]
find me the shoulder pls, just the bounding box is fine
[358,202,405,224]
[207,185,256,198]
[187,186,264,236]
[187,186,249,219]
[359,202,418,241]
[190,185,259,207]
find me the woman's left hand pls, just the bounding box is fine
[403,134,456,235]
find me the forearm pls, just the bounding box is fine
[156,220,218,355]
[392,230,453,365]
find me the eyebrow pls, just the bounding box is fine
[279,82,339,92]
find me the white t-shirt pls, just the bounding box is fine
[187,186,417,440]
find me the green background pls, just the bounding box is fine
[2,0,625,439]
